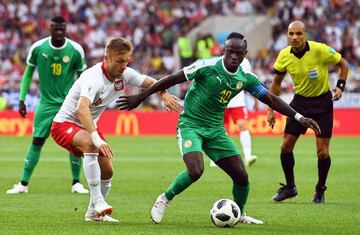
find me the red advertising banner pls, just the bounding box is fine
[0,109,360,136]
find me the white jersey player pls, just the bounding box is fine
[51,37,180,222]
[53,63,145,126]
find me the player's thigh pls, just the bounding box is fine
[202,130,240,162]
[72,129,96,153]
[33,103,60,138]
[51,122,86,157]
[177,127,203,157]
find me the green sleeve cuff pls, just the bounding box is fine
[19,65,35,101]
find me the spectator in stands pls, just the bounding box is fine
[177,30,194,67]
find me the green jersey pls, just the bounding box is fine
[181,56,268,128]
[26,37,87,104]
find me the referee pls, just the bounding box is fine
[267,20,349,204]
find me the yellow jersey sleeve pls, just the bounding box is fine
[320,43,341,65]
[273,49,287,73]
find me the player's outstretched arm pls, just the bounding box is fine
[259,92,321,135]
[141,76,182,112]
[117,70,187,110]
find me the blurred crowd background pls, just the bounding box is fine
[1,0,360,111]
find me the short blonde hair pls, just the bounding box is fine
[105,37,133,55]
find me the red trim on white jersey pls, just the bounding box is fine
[101,62,114,83]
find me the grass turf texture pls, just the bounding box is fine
[0,136,359,235]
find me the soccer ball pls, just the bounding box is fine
[210,199,241,227]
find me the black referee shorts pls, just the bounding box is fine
[285,91,333,138]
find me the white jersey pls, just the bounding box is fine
[227,58,252,108]
[54,63,145,127]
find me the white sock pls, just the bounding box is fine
[88,179,112,212]
[83,153,103,202]
[101,179,112,199]
[240,130,252,160]
[160,193,169,202]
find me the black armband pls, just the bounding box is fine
[336,80,346,91]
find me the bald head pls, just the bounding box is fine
[288,20,306,32]
[287,21,307,52]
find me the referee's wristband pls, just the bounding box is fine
[294,113,304,122]
[336,80,346,91]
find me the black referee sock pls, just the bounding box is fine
[317,156,331,190]
[280,152,295,188]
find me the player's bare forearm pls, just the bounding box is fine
[267,73,285,112]
[141,71,186,99]
[117,70,186,110]
[270,73,285,95]
[338,58,349,82]
[332,58,349,101]
[259,93,296,118]
[141,76,171,99]
[76,97,96,133]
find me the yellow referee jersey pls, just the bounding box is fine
[274,41,341,97]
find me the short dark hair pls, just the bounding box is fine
[51,16,66,24]
[226,32,245,40]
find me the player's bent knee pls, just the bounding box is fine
[101,171,113,180]
[188,167,204,182]
[32,137,46,146]
[80,139,98,153]
[317,149,329,159]
[235,171,249,186]
[100,165,114,179]
[280,144,294,154]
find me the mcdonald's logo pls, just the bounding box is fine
[115,113,139,135]
[226,114,287,135]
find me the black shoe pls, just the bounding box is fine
[272,183,298,202]
[312,186,326,204]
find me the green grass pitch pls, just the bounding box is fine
[0,136,359,235]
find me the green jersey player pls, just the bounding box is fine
[6,16,88,194]
[117,32,321,224]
